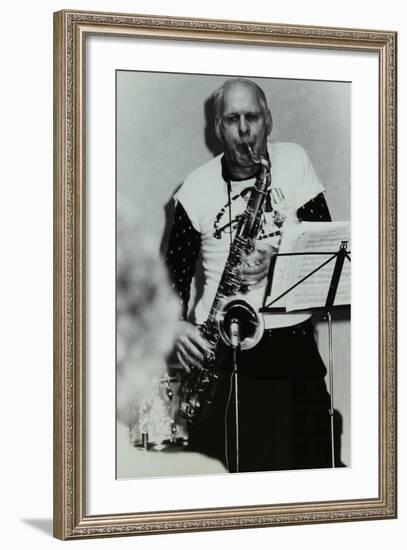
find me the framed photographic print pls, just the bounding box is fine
[53,9,397,540]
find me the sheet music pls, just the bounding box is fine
[267,221,351,312]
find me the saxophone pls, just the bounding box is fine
[178,144,271,422]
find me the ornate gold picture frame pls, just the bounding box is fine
[53,9,397,540]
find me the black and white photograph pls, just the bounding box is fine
[116,71,351,479]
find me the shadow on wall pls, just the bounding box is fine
[204,93,223,157]
[333,408,346,467]
[159,91,221,316]
[159,186,180,259]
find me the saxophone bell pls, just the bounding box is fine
[217,296,264,351]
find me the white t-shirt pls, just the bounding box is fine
[175,142,325,329]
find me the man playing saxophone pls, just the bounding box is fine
[165,78,333,473]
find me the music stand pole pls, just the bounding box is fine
[326,311,335,468]
[324,240,349,468]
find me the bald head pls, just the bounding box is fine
[213,78,270,121]
[212,78,272,179]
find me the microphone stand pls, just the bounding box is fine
[229,318,241,473]
[232,347,240,473]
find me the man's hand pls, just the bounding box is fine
[175,320,212,373]
[240,242,276,289]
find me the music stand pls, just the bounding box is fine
[260,240,351,468]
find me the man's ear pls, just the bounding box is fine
[266,109,273,136]
[215,118,223,141]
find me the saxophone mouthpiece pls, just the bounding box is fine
[245,143,258,162]
[245,143,270,171]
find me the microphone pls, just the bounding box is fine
[229,317,241,350]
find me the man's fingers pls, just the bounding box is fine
[177,341,203,369]
[243,246,267,260]
[241,259,270,278]
[177,321,211,353]
[179,336,204,363]
[175,321,212,371]
[243,243,275,267]
[241,244,272,282]
[176,350,191,373]
[240,263,269,286]
[182,326,212,354]
[241,262,266,276]
[192,332,212,354]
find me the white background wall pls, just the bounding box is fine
[0,0,405,548]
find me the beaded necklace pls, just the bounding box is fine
[213,155,282,241]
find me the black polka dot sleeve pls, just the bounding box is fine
[297,192,332,222]
[165,201,201,320]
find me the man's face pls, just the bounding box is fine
[215,83,272,169]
